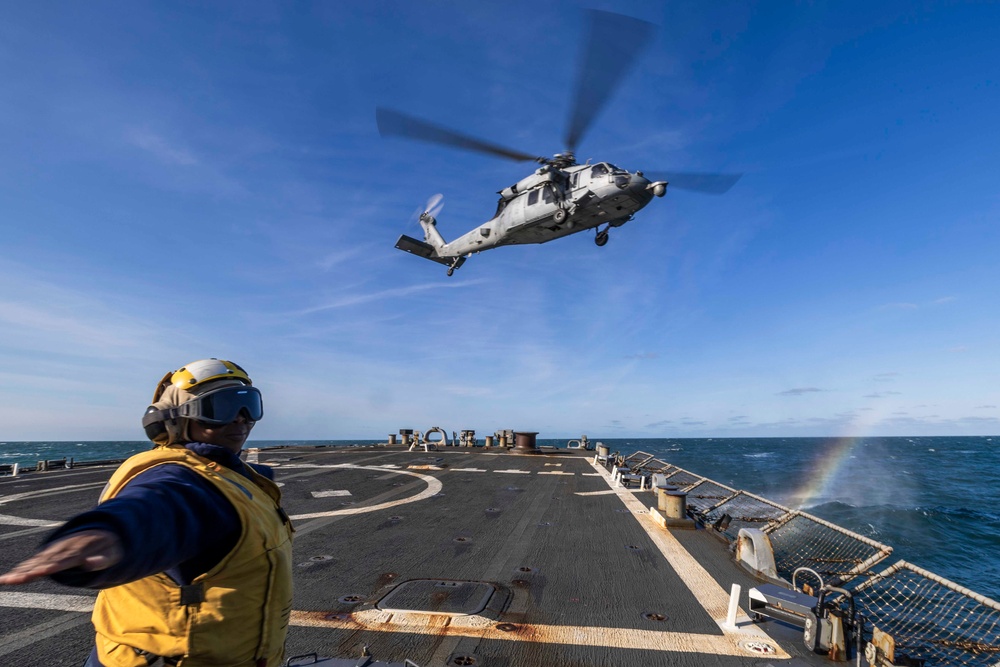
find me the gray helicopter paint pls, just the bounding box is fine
[416,163,659,260]
[383,11,738,275]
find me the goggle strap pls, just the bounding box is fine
[141,406,179,427]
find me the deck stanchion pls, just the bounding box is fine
[725,583,741,630]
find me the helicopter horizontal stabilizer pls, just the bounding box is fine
[395,234,464,268]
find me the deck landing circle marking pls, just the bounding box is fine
[287,464,443,520]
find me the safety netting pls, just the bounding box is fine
[623,453,1000,667]
[851,561,1000,667]
[766,511,892,587]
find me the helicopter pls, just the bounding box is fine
[378,10,741,276]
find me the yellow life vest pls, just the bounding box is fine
[91,447,294,667]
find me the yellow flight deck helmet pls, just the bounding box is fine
[142,359,259,445]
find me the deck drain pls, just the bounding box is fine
[516,566,536,574]
[309,555,334,562]
[454,536,471,543]
[338,595,364,604]
[388,516,402,521]
[495,622,517,632]
[537,521,552,526]
[485,507,501,513]
[626,545,641,551]
[742,641,777,655]
[448,656,477,666]
[643,612,667,622]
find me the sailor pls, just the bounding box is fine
[0,359,294,667]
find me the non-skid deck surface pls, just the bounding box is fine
[0,445,824,666]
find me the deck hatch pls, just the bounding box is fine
[377,579,496,616]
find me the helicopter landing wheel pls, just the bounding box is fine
[553,209,567,224]
[447,268,454,277]
[595,230,609,247]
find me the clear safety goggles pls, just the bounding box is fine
[175,385,264,425]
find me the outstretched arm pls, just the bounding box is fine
[0,530,122,585]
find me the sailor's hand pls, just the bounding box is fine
[0,530,123,585]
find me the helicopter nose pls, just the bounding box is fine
[628,173,651,197]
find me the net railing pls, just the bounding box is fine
[767,510,892,587]
[852,561,1000,667]
[609,454,999,667]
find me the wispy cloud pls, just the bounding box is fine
[645,420,672,429]
[297,279,486,314]
[777,387,823,396]
[879,297,956,311]
[125,127,198,165]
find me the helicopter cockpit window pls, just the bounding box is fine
[527,189,539,205]
[591,163,608,178]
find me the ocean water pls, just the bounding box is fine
[2,436,997,601]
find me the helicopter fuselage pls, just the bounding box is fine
[427,162,662,259]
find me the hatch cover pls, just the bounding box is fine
[377,579,496,616]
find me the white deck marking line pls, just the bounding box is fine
[588,459,789,657]
[0,513,61,527]
[310,490,352,498]
[290,610,761,657]
[406,465,443,470]
[0,481,106,505]
[574,489,617,496]
[543,463,563,466]
[0,591,95,612]
[493,469,531,474]
[581,472,601,476]
[0,481,107,529]
[288,465,441,520]
[450,467,487,472]
[0,610,92,658]
[537,471,575,475]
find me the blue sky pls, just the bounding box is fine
[1,1,998,441]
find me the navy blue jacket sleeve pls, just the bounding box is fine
[49,464,241,589]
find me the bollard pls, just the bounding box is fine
[659,489,687,519]
[388,434,397,445]
[513,431,539,454]
[38,460,47,472]
[597,444,610,458]
[12,463,18,477]
[484,435,494,448]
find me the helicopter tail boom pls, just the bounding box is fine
[394,234,466,271]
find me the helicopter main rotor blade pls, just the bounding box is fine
[564,10,656,154]
[643,171,743,195]
[376,107,539,163]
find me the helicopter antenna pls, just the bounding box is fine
[564,10,656,154]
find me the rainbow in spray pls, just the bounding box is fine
[785,436,861,509]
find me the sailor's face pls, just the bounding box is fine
[189,412,255,453]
